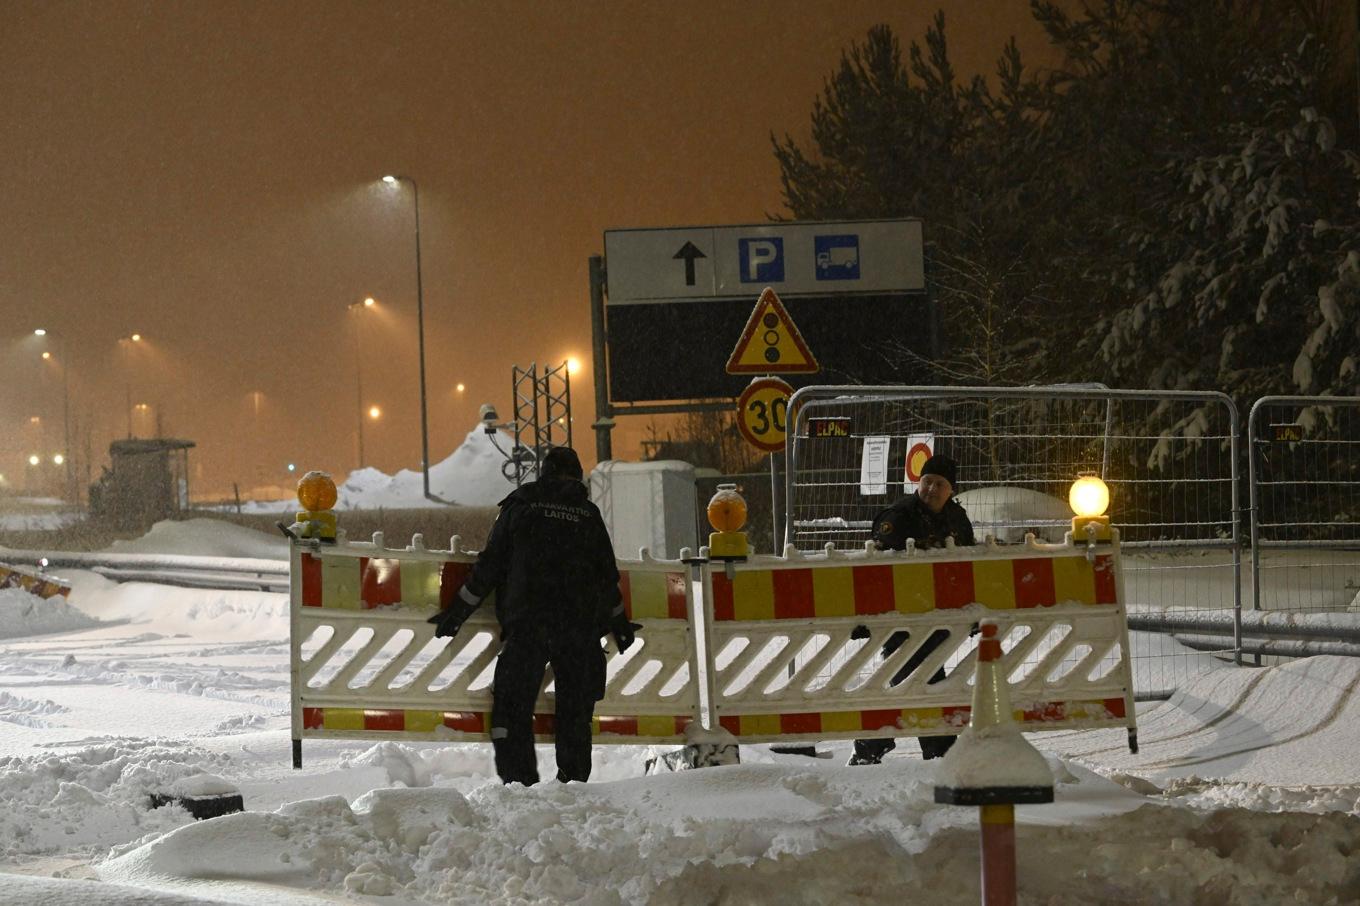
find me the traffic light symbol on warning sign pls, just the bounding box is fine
[726,287,819,374]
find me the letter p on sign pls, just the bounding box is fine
[739,237,784,283]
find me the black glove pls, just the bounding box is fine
[427,601,477,639]
[610,616,644,653]
[850,624,871,640]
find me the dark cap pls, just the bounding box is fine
[920,455,957,489]
[539,446,583,481]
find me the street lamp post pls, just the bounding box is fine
[34,329,74,505]
[348,297,375,469]
[382,174,434,501]
[118,334,143,438]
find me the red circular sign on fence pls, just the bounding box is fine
[904,442,933,483]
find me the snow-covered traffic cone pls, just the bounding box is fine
[934,621,1054,906]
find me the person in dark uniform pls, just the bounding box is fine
[427,446,640,785]
[849,454,975,766]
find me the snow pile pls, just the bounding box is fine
[236,424,515,512]
[0,739,219,860]
[98,758,1360,905]
[0,587,99,639]
[954,486,1072,542]
[105,519,287,560]
[61,572,290,639]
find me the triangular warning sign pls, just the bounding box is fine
[726,287,820,374]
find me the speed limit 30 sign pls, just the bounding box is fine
[737,376,793,453]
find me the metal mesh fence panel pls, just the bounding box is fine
[785,386,1241,699]
[1249,396,1360,616]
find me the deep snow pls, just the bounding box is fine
[0,525,1356,903]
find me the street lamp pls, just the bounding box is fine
[33,329,73,505]
[381,174,434,501]
[117,333,144,438]
[347,297,377,469]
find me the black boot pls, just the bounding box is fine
[848,737,896,765]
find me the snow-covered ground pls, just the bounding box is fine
[0,524,1357,904]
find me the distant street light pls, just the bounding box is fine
[347,298,377,469]
[27,454,39,466]
[368,405,382,420]
[456,383,465,393]
[33,328,74,505]
[381,174,434,501]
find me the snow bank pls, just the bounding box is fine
[0,739,216,861]
[234,424,515,512]
[59,572,289,640]
[99,757,1360,905]
[0,588,99,639]
[105,520,287,560]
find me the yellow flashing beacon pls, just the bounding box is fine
[706,483,750,560]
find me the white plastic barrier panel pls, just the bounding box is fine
[289,535,702,764]
[701,537,1137,745]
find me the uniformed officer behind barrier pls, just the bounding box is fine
[849,454,976,766]
[427,446,642,785]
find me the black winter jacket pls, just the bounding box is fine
[459,477,622,635]
[871,493,975,551]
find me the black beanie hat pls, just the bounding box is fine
[920,454,957,489]
[540,446,584,481]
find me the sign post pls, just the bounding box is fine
[727,287,818,553]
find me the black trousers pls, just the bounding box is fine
[490,623,605,785]
[854,628,957,762]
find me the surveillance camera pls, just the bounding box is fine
[479,404,499,423]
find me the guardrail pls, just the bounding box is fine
[0,550,289,592]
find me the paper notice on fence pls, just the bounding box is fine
[860,435,891,495]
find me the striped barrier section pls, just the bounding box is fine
[700,537,1137,745]
[0,563,71,599]
[290,534,702,764]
